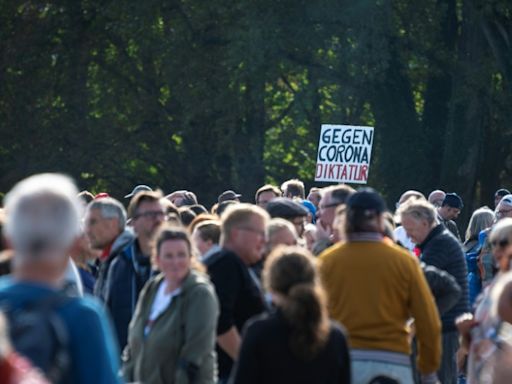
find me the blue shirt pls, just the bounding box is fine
[0,277,123,384]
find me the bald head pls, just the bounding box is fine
[398,190,425,206]
[428,190,445,208]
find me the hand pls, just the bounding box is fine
[455,313,478,351]
[456,313,477,336]
[456,347,467,373]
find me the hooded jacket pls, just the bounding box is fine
[123,270,219,384]
[93,228,135,346]
[94,228,135,301]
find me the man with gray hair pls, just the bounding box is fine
[316,184,355,243]
[251,218,298,280]
[398,199,469,384]
[428,190,446,208]
[0,173,121,383]
[84,197,135,345]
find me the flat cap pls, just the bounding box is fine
[266,197,309,219]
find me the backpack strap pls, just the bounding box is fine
[6,293,71,383]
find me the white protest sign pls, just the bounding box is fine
[315,124,374,184]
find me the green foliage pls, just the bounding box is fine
[0,0,511,212]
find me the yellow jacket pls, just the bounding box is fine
[319,238,441,374]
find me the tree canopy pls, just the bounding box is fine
[1,0,511,218]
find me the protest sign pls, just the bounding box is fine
[315,124,374,184]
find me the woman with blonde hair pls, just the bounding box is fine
[464,207,494,253]
[122,225,219,384]
[463,207,494,304]
[230,246,350,384]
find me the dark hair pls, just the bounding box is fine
[178,207,196,226]
[153,225,204,272]
[189,204,208,216]
[263,246,329,361]
[77,191,94,205]
[281,179,305,199]
[127,190,163,218]
[368,376,400,384]
[216,200,237,217]
[320,184,356,206]
[195,220,221,244]
[345,207,383,234]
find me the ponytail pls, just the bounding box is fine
[264,245,331,360]
[280,283,330,360]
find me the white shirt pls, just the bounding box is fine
[144,280,181,336]
[394,225,416,252]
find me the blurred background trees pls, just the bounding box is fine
[0,0,511,221]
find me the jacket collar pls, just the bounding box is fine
[347,232,383,242]
[152,269,208,295]
[110,227,135,256]
[417,224,444,251]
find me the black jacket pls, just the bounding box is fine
[204,248,266,379]
[94,230,153,349]
[421,262,461,315]
[418,225,469,332]
[230,310,351,384]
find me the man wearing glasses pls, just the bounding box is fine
[85,192,166,349]
[316,184,355,243]
[266,197,309,238]
[115,190,166,349]
[203,204,270,383]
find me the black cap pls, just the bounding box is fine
[495,188,511,198]
[124,184,152,199]
[442,193,463,209]
[218,190,242,203]
[346,188,387,213]
[266,198,309,219]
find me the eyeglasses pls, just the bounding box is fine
[133,210,166,220]
[492,239,509,248]
[237,226,266,238]
[497,209,512,216]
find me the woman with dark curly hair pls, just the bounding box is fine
[229,246,351,384]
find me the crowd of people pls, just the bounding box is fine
[0,174,511,383]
